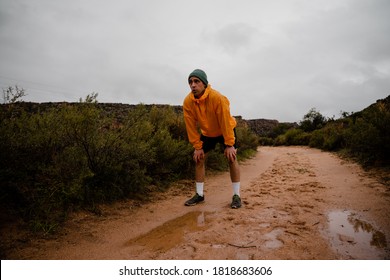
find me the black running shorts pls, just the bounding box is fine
[200,128,237,153]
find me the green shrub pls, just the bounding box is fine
[274,134,287,146]
[343,101,389,165]
[288,128,310,145]
[308,130,324,148]
[268,123,295,139]
[300,108,327,132]
[321,122,345,151]
[235,125,259,154]
[147,128,193,184]
[276,128,310,146]
[258,136,274,146]
[206,145,230,172]
[306,97,389,165]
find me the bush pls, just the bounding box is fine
[286,128,311,145]
[235,125,259,154]
[258,136,274,146]
[321,122,345,151]
[274,134,287,146]
[306,96,389,165]
[300,108,327,132]
[343,101,390,165]
[275,128,310,146]
[308,130,324,148]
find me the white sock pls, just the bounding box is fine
[196,182,204,197]
[232,182,240,196]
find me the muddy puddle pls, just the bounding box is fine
[326,210,388,259]
[126,211,212,252]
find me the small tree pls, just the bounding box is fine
[79,92,99,103]
[299,108,326,132]
[2,85,27,103]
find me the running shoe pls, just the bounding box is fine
[184,193,204,206]
[231,194,242,209]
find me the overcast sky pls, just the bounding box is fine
[0,0,389,122]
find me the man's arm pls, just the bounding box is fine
[183,103,203,150]
[216,95,236,147]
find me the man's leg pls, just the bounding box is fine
[229,158,241,208]
[185,154,207,206]
[195,154,206,196]
[195,155,206,183]
[229,157,240,183]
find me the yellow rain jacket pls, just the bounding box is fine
[183,84,237,150]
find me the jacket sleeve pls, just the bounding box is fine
[183,100,203,150]
[217,96,236,146]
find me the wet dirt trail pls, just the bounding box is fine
[4,147,390,260]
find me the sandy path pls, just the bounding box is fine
[3,146,390,260]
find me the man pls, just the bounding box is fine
[183,69,241,209]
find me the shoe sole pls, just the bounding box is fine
[185,201,204,206]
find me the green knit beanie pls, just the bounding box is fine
[188,69,208,86]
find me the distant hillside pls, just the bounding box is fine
[351,95,390,117]
[245,118,298,136]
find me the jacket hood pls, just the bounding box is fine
[189,84,211,103]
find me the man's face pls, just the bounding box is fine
[189,77,206,98]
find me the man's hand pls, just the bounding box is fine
[224,146,237,162]
[193,149,205,163]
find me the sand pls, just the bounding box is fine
[2,146,389,260]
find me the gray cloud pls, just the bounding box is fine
[203,22,258,54]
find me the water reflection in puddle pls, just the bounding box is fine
[327,210,387,259]
[126,211,211,252]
